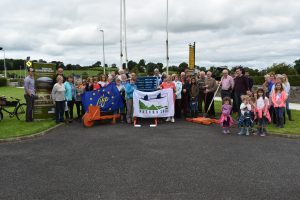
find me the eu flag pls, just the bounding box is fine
[82,83,124,113]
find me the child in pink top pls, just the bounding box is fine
[255,88,271,136]
[219,97,234,134]
[271,83,287,128]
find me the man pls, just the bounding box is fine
[197,71,206,114]
[24,67,35,122]
[233,67,250,116]
[153,68,162,88]
[245,71,253,91]
[130,73,137,82]
[180,72,190,117]
[220,69,234,99]
[53,67,66,85]
[204,71,217,117]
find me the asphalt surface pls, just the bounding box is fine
[1,119,300,200]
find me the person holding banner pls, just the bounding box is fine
[190,77,199,118]
[98,74,107,87]
[75,79,85,121]
[51,75,66,124]
[160,75,176,122]
[174,75,182,118]
[125,78,137,124]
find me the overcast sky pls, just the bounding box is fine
[1,0,300,68]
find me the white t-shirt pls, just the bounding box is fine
[240,103,251,115]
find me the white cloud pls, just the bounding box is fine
[0,0,299,68]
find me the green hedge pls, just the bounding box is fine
[252,75,300,86]
[0,78,7,87]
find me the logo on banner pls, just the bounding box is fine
[138,94,168,115]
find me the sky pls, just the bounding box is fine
[1,0,300,69]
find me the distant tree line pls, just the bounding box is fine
[1,58,300,77]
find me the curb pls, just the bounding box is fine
[268,132,300,139]
[0,123,64,143]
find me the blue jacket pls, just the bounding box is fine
[64,81,75,101]
[125,83,136,99]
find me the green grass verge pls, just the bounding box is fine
[0,86,299,139]
[214,101,300,135]
[0,87,55,139]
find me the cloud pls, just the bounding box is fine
[0,0,299,68]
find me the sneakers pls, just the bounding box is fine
[260,133,266,137]
[171,117,175,123]
[238,128,245,135]
[165,117,171,122]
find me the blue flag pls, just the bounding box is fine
[82,83,124,112]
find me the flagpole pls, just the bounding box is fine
[120,0,123,70]
[166,0,169,75]
[123,0,128,70]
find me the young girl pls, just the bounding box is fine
[255,88,271,136]
[219,97,234,134]
[271,83,287,128]
[238,95,253,136]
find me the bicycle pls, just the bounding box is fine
[0,96,26,121]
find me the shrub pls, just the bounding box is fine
[0,78,7,86]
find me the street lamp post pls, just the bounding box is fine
[100,30,106,75]
[0,47,7,78]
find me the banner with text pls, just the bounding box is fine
[133,89,174,118]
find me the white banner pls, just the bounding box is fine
[133,89,174,118]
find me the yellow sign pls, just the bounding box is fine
[26,61,32,67]
[189,43,195,69]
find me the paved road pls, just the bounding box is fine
[1,120,300,200]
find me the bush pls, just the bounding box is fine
[252,75,300,86]
[0,77,7,86]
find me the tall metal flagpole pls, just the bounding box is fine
[100,30,106,75]
[166,0,169,75]
[123,0,128,70]
[120,0,123,70]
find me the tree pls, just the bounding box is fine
[294,59,300,74]
[92,61,101,67]
[178,62,188,73]
[267,63,296,75]
[146,62,157,75]
[111,63,117,69]
[127,60,137,71]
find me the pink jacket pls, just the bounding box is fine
[271,91,287,108]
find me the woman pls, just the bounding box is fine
[75,79,85,121]
[125,78,137,124]
[160,75,176,122]
[64,75,76,123]
[98,74,107,87]
[189,77,199,118]
[173,75,182,118]
[85,77,94,91]
[282,74,293,121]
[116,78,126,122]
[51,75,65,124]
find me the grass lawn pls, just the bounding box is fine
[214,101,300,135]
[0,87,56,139]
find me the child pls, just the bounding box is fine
[255,88,271,136]
[238,95,253,136]
[219,97,234,134]
[249,96,257,134]
[271,83,287,128]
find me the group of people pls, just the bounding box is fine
[218,67,293,136]
[24,66,294,137]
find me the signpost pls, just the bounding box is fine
[32,63,56,120]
